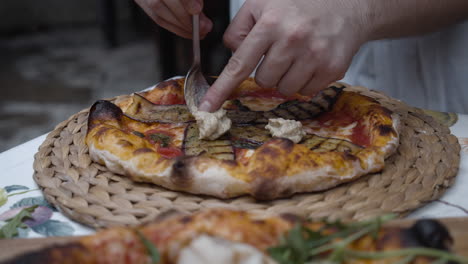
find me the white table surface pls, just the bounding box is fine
[1,115,468,238]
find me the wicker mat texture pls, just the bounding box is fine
[33,86,460,229]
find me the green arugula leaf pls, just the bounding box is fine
[0,205,37,238]
[267,214,468,264]
[136,230,160,264]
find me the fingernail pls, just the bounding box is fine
[199,100,212,112]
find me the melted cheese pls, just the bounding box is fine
[193,109,232,140]
[265,118,306,143]
[177,235,276,264]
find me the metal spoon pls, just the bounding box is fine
[184,14,210,113]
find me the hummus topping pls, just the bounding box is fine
[265,118,306,143]
[177,235,276,264]
[193,108,232,140]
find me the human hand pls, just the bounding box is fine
[134,0,213,38]
[199,0,368,112]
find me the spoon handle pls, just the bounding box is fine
[192,14,201,66]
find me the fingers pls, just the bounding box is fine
[165,0,193,28]
[299,65,342,96]
[199,23,272,112]
[165,0,212,36]
[135,0,212,39]
[254,43,294,89]
[199,13,214,38]
[276,60,316,96]
[299,76,330,97]
[181,0,202,14]
[223,3,256,51]
[153,15,193,38]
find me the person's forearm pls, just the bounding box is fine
[359,0,468,40]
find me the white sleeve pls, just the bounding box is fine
[343,21,468,114]
[230,0,246,20]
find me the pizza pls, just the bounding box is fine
[3,209,459,264]
[85,77,399,200]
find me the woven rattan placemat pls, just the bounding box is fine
[33,86,460,229]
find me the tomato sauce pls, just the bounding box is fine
[351,121,370,147]
[315,111,354,127]
[144,129,174,137]
[158,147,183,158]
[315,111,370,147]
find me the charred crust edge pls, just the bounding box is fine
[87,100,123,130]
[2,243,88,264]
[377,124,395,136]
[170,156,195,188]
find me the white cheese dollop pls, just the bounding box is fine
[193,109,232,140]
[265,118,306,143]
[177,235,276,264]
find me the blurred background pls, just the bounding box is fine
[0,0,231,152]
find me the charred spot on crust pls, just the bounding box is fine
[171,157,194,188]
[375,228,402,250]
[322,94,335,105]
[134,101,142,114]
[280,213,303,223]
[257,145,282,158]
[88,100,123,124]
[342,152,358,161]
[280,188,294,197]
[377,124,395,136]
[95,127,111,137]
[381,107,393,117]
[252,179,279,200]
[329,84,345,92]
[2,243,89,264]
[153,209,183,222]
[271,139,295,151]
[133,148,154,155]
[179,215,193,224]
[406,219,453,250]
[253,219,267,225]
